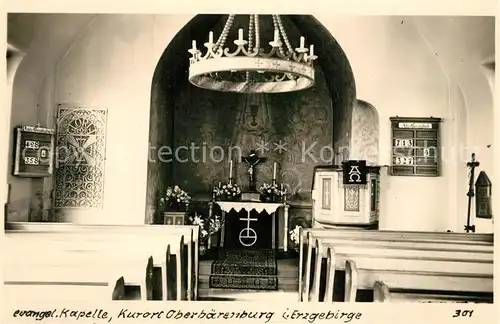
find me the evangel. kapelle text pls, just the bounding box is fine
[12,308,362,323]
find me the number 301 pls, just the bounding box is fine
[453,310,473,318]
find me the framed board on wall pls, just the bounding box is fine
[390,117,442,177]
[13,125,55,177]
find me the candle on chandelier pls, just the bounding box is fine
[229,160,233,178]
[209,31,214,43]
[192,40,197,50]
[238,28,244,40]
[310,44,314,56]
[300,36,305,49]
[273,162,277,180]
[274,29,279,42]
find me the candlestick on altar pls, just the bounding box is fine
[229,160,233,178]
[273,162,277,181]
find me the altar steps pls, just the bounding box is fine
[198,257,299,301]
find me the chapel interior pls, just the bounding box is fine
[3,13,495,304]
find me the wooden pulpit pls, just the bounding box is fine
[311,164,380,228]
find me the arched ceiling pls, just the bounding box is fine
[7,14,495,100]
[8,13,96,98]
[8,14,494,72]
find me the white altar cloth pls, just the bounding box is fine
[214,201,290,251]
[216,201,282,214]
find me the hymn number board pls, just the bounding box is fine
[390,117,441,177]
[13,126,55,177]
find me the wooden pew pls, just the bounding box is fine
[298,226,493,301]
[4,223,199,301]
[313,241,493,303]
[164,244,178,301]
[300,227,494,242]
[6,222,200,300]
[373,281,390,302]
[111,277,126,300]
[311,239,493,301]
[6,237,187,301]
[118,256,154,301]
[361,265,493,303]
[110,256,156,301]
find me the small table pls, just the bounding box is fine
[211,201,290,251]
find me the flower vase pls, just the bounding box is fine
[225,194,240,201]
[199,241,208,257]
[163,211,186,225]
[261,195,275,203]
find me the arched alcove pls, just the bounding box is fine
[350,99,379,165]
[146,15,356,224]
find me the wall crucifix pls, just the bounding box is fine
[242,150,267,192]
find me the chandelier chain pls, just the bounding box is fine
[215,14,235,53]
[246,15,255,81]
[248,15,254,51]
[272,15,286,56]
[276,15,294,54]
[254,14,261,53]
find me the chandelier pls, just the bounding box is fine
[188,14,318,94]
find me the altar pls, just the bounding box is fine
[212,201,290,252]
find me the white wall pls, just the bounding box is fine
[3,45,25,225]
[316,15,494,232]
[10,14,494,231]
[8,14,96,221]
[54,15,192,224]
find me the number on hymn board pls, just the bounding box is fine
[395,157,413,165]
[453,310,474,318]
[24,140,40,149]
[23,157,39,165]
[394,139,414,147]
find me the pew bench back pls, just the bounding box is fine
[315,246,493,303]
[4,223,198,301]
[298,226,494,302]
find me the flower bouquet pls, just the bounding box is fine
[160,185,191,212]
[188,213,224,255]
[289,225,301,252]
[213,182,241,201]
[259,183,287,202]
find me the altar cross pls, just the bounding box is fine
[242,150,267,192]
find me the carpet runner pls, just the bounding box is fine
[209,248,278,290]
